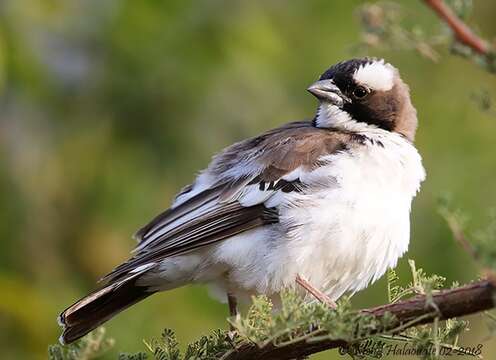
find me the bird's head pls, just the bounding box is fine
[308,58,418,141]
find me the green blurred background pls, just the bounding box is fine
[0,0,495,359]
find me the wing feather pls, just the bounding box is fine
[104,201,276,282]
[103,121,351,283]
[134,185,221,244]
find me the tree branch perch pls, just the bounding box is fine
[224,280,495,360]
[423,0,490,55]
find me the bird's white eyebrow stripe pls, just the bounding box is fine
[353,61,395,91]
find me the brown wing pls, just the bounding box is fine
[103,187,278,283]
[209,121,350,182]
[103,121,352,283]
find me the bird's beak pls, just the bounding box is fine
[307,79,348,108]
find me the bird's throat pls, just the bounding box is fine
[314,104,353,129]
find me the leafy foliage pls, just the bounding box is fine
[357,1,449,62]
[232,291,395,349]
[357,0,496,73]
[386,260,446,305]
[118,353,148,360]
[48,328,115,360]
[405,318,473,360]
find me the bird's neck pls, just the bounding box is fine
[314,103,379,134]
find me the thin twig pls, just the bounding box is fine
[439,207,478,261]
[423,0,490,55]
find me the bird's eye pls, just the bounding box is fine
[352,86,369,99]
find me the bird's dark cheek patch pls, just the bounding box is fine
[344,98,396,132]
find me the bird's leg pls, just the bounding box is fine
[296,274,337,309]
[227,292,238,317]
[227,292,238,332]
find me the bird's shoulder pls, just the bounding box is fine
[208,120,356,183]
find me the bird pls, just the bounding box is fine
[58,57,426,344]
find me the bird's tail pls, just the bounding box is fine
[58,273,155,345]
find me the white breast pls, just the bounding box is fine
[212,130,425,301]
[276,131,425,299]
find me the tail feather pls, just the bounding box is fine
[58,275,155,344]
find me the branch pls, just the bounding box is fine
[423,0,490,55]
[224,280,495,360]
